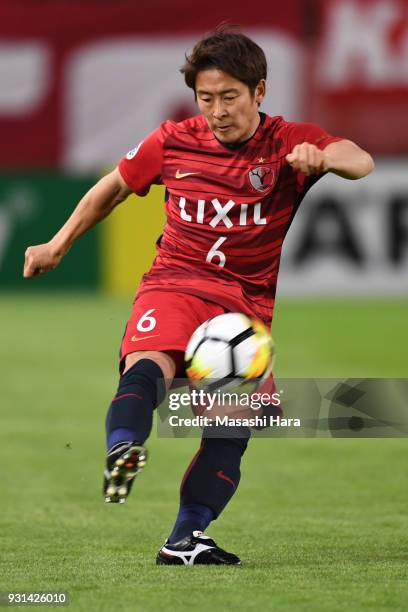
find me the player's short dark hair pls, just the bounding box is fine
[181,26,267,94]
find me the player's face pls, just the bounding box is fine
[195,69,266,144]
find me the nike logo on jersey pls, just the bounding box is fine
[131,334,160,342]
[175,170,201,179]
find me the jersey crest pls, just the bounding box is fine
[248,166,276,193]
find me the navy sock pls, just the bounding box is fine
[107,428,136,451]
[179,430,250,517]
[168,503,214,544]
[167,430,250,545]
[106,359,166,450]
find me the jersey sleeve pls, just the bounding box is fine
[284,121,344,191]
[118,123,168,196]
[285,121,343,153]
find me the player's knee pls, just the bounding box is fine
[124,350,176,387]
[118,358,167,407]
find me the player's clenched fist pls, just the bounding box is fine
[23,243,62,278]
[286,142,328,176]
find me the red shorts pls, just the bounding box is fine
[120,288,281,417]
[120,290,227,374]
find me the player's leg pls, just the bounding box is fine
[104,350,175,503]
[157,303,274,564]
[104,349,176,503]
[157,426,249,565]
[104,290,223,504]
[106,350,175,452]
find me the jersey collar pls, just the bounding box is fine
[213,112,267,151]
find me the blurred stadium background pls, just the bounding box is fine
[2,0,408,299]
[1,1,408,610]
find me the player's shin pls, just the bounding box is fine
[103,359,166,503]
[106,358,166,449]
[167,427,250,543]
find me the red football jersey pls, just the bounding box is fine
[119,114,341,323]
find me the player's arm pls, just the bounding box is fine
[286,139,374,180]
[23,167,131,278]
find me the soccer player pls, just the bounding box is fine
[23,28,374,565]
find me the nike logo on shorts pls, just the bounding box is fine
[131,334,160,342]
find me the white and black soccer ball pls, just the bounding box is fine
[185,313,274,391]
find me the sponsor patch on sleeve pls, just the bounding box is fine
[126,141,143,160]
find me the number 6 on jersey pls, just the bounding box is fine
[206,236,227,267]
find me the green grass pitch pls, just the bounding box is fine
[1,293,408,611]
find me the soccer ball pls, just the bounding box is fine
[185,312,274,391]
